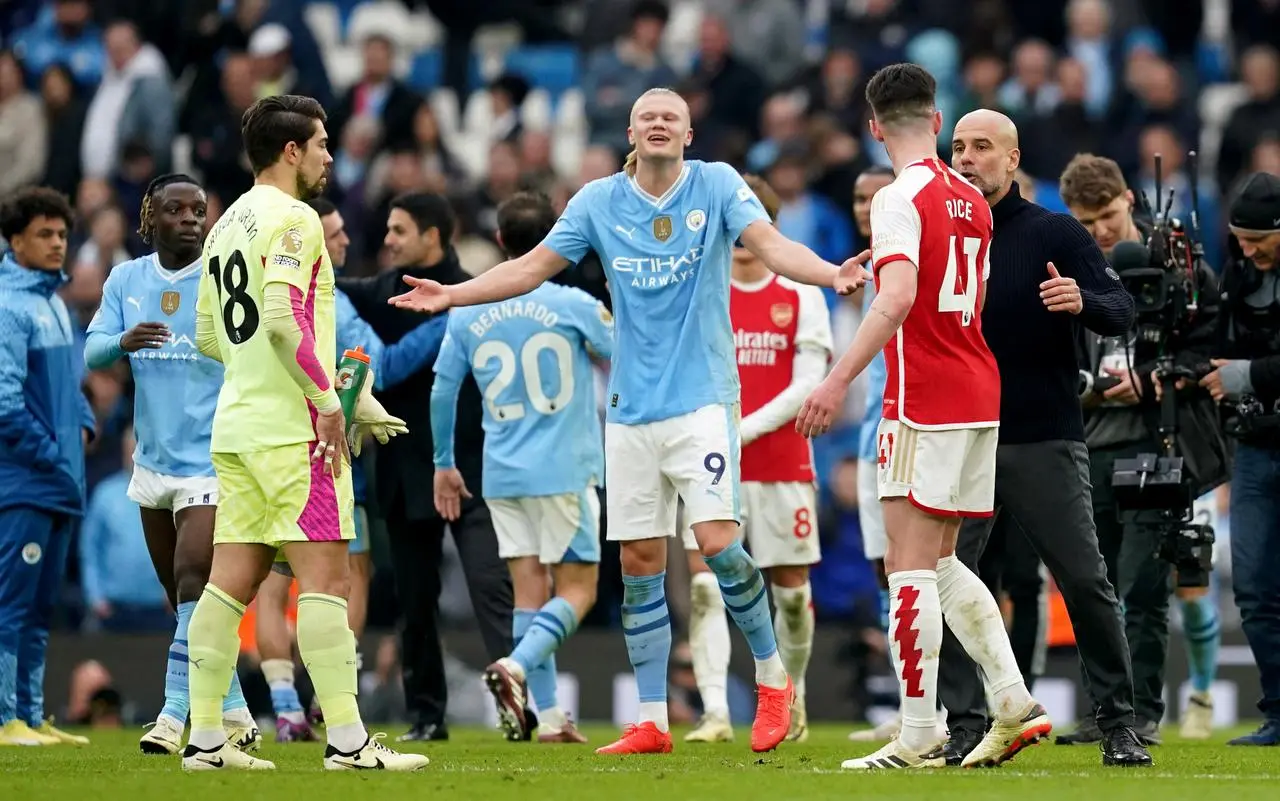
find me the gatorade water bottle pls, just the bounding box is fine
[335,346,371,436]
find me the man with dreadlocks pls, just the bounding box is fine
[85,174,261,756]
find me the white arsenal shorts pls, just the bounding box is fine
[606,403,741,542]
[875,419,997,517]
[680,480,820,567]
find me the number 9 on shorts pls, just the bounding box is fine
[604,403,742,542]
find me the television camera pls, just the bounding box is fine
[1109,151,1216,588]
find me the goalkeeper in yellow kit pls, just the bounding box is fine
[182,95,425,772]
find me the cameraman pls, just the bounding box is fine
[1056,155,1228,746]
[1207,172,1280,746]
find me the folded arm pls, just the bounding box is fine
[263,282,341,412]
[1249,355,1280,399]
[84,331,126,369]
[85,267,127,368]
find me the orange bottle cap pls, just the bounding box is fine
[343,346,371,364]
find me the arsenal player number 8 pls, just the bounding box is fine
[940,235,982,326]
[792,508,812,539]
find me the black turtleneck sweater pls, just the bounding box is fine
[985,185,1135,444]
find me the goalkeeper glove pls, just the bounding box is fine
[348,369,409,457]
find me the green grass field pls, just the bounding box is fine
[1,724,1275,800]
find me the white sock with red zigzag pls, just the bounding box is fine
[887,570,943,752]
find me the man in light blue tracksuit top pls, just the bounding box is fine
[0,187,97,746]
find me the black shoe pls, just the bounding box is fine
[925,728,984,767]
[396,722,449,742]
[1055,717,1103,745]
[1101,726,1153,767]
[1133,719,1162,746]
[507,708,539,742]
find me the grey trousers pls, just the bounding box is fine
[938,440,1137,735]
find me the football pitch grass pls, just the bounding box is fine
[2,723,1275,800]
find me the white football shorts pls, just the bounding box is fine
[606,403,741,542]
[127,464,219,513]
[487,486,601,564]
[875,418,997,517]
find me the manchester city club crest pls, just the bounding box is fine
[21,542,41,565]
[771,302,795,327]
[685,209,706,232]
[161,290,181,315]
[653,215,672,242]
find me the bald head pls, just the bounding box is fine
[954,109,1019,150]
[951,109,1022,202]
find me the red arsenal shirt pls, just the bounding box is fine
[732,275,832,481]
[871,158,1001,429]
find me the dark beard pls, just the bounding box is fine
[296,172,328,201]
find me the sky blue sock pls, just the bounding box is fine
[513,608,557,711]
[159,602,194,721]
[223,669,250,714]
[879,588,891,634]
[269,678,304,715]
[1180,594,1221,693]
[511,598,576,710]
[622,573,670,703]
[705,540,777,660]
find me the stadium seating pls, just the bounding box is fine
[503,44,581,103]
[300,0,1252,188]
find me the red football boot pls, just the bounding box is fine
[751,677,795,753]
[595,722,673,755]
